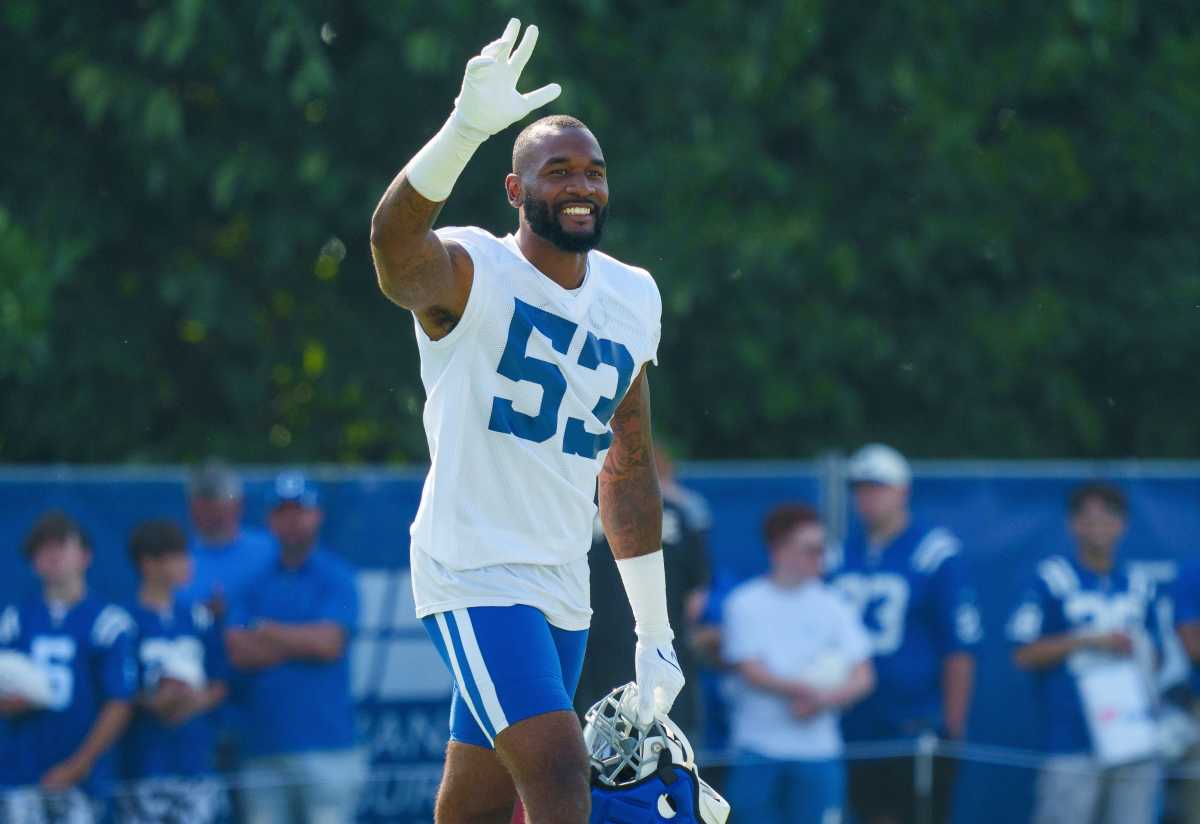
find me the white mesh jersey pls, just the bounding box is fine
[408,226,661,622]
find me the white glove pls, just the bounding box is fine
[633,635,686,728]
[453,18,562,138]
[615,551,685,728]
[406,19,561,202]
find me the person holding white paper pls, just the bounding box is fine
[1008,482,1161,824]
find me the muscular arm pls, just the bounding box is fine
[369,173,474,339]
[598,367,661,560]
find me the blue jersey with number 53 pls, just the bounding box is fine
[0,594,136,790]
[409,226,661,575]
[828,522,982,740]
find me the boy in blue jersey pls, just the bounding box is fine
[827,445,981,824]
[121,520,229,824]
[1008,482,1160,824]
[0,511,136,823]
[225,472,364,824]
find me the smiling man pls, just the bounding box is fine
[370,19,683,824]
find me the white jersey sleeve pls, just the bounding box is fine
[410,226,662,574]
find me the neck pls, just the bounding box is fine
[868,510,910,547]
[515,225,589,290]
[1078,544,1115,575]
[139,581,174,611]
[200,526,238,545]
[279,542,314,569]
[770,570,813,589]
[44,578,85,606]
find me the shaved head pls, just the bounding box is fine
[512,115,593,175]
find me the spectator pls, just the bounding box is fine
[573,445,713,741]
[225,471,364,824]
[1173,551,1200,824]
[722,503,875,824]
[1008,482,1160,824]
[828,444,981,824]
[179,459,275,619]
[0,511,136,823]
[120,519,229,824]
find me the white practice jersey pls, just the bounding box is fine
[409,227,661,622]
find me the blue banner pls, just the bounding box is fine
[1,463,1198,823]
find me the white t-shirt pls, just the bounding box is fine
[409,227,662,627]
[722,577,872,760]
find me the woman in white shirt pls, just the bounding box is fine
[722,503,875,824]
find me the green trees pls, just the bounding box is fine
[2,1,1197,461]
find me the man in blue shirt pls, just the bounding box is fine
[827,444,981,824]
[225,471,364,824]
[0,511,136,823]
[121,519,229,824]
[1008,482,1160,824]
[1173,551,1200,824]
[179,459,276,619]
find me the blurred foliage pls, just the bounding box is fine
[1,0,1198,462]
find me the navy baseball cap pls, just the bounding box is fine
[270,470,320,509]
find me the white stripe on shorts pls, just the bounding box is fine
[434,612,492,744]
[451,608,511,736]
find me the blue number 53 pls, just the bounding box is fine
[488,298,635,459]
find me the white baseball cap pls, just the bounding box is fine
[847,443,912,487]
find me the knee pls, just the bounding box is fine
[434,788,514,824]
[515,740,590,812]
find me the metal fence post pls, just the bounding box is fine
[915,732,937,824]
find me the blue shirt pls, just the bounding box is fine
[829,522,982,740]
[1173,559,1200,693]
[1008,554,1157,754]
[121,600,228,779]
[179,527,276,612]
[229,547,359,757]
[0,594,136,791]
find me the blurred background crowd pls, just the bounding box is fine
[4,450,1200,824]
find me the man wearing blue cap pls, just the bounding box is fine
[224,472,365,824]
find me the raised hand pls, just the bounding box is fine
[452,18,562,138]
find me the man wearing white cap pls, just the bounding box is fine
[828,444,982,824]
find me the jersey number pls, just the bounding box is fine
[31,636,76,710]
[835,573,911,655]
[140,637,205,690]
[488,299,635,459]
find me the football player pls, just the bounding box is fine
[370,19,683,824]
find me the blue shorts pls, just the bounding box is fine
[422,605,589,748]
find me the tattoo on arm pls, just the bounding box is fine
[599,368,662,560]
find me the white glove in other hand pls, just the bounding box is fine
[634,637,685,728]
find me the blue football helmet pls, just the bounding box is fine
[584,683,731,824]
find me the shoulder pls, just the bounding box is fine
[89,602,135,647]
[189,602,216,631]
[433,225,506,263]
[908,525,962,575]
[725,577,768,613]
[313,549,357,584]
[591,251,661,314]
[0,604,20,644]
[664,486,712,531]
[1033,554,1080,600]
